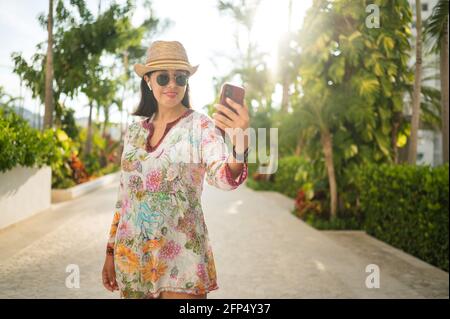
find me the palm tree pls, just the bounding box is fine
[424,0,449,163]
[408,0,423,164]
[298,97,338,218]
[44,0,54,129]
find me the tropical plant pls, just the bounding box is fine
[408,0,423,164]
[44,0,55,129]
[424,0,449,163]
[295,0,413,217]
[11,0,160,152]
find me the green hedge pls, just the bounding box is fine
[359,164,449,272]
[248,155,326,201]
[247,156,310,198]
[0,107,57,173]
[272,156,307,198]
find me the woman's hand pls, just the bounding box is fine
[213,97,250,152]
[102,255,119,292]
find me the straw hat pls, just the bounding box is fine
[133,40,199,77]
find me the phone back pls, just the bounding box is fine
[219,83,245,115]
[215,83,245,138]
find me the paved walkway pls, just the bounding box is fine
[0,181,448,298]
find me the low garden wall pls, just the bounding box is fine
[0,165,51,230]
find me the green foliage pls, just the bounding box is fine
[424,0,449,53]
[247,156,322,199]
[358,164,449,271]
[297,0,413,164]
[49,129,79,189]
[55,104,79,139]
[76,125,120,176]
[11,0,156,127]
[0,106,58,173]
[0,104,88,189]
[302,213,362,230]
[96,162,120,177]
[290,0,419,218]
[272,156,312,198]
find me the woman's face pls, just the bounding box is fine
[144,69,189,109]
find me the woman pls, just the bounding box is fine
[101,40,250,299]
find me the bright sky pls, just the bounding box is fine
[0,0,311,124]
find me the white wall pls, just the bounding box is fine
[0,165,51,230]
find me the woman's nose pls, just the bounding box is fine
[167,76,178,87]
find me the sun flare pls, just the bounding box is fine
[250,0,312,73]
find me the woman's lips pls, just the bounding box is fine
[164,93,177,98]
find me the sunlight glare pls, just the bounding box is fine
[251,0,312,73]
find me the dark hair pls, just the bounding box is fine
[132,71,191,118]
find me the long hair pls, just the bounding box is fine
[132,71,192,118]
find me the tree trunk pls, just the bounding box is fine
[102,108,109,138]
[441,23,449,163]
[408,0,423,164]
[295,131,304,156]
[321,129,338,218]
[44,0,54,129]
[391,111,403,164]
[85,102,93,155]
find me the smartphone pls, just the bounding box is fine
[217,82,245,137]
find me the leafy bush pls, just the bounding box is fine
[247,155,328,207]
[77,125,121,176]
[358,163,449,271]
[271,156,308,198]
[301,212,362,230]
[94,162,120,177]
[0,107,57,173]
[293,189,322,219]
[0,106,88,188]
[247,158,302,197]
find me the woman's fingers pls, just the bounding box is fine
[102,264,118,292]
[111,274,118,290]
[214,103,238,122]
[212,97,250,140]
[213,117,227,130]
[215,98,250,131]
[102,269,113,292]
[213,112,233,128]
[225,97,244,116]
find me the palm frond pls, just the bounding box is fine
[424,0,449,52]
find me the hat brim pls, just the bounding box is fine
[134,63,199,78]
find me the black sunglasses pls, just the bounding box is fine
[155,72,189,87]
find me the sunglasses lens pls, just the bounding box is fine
[176,75,188,86]
[156,74,170,86]
[155,73,188,86]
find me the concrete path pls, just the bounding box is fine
[0,181,448,298]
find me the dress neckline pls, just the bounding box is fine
[141,108,194,153]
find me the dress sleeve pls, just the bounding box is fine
[106,124,131,250]
[200,116,248,191]
[106,173,124,249]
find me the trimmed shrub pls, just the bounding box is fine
[358,164,449,272]
[0,107,57,173]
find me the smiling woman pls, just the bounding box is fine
[102,40,249,300]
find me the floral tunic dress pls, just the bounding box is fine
[106,108,248,298]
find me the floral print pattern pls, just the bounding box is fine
[106,108,248,298]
